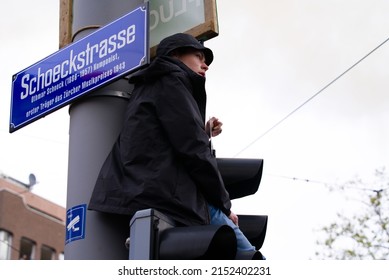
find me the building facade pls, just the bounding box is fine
[0,174,65,260]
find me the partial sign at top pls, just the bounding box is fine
[10,4,149,133]
[60,0,219,56]
[148,0,218,48]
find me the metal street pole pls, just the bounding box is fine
[64,0,143,260]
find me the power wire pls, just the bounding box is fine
[265,173,328,185]
[265,173,389,195]
[234,36,389,157]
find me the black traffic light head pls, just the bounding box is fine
[159,225,237,260]
[238,214,268,250]
[129,209,238,260]
[217,158,264,199]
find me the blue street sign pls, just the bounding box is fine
[10,4,149,133]
[66,204,87,244]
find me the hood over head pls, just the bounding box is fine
[156,33,214,66]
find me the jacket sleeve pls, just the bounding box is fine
[155,75,231,216]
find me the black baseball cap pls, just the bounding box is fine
[156,33,214,65]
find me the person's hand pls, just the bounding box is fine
[228,211,239,226]
[206,117,223,137]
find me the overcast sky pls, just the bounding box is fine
[1,0,389,260]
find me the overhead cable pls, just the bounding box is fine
[235,36,389,157]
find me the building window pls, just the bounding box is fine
[0,230,13,260]
[40,245,55,260]
[19,237,36,260]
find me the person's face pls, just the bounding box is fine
[175,50,209,77]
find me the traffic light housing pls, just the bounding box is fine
[218,157,267,257]
[217,158,264,199]
[128,158,267,260]
[159,225,237,260]
[129,208,237,260]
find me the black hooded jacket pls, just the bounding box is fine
[88,56,231,226]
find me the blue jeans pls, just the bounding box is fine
[208,204,256,252]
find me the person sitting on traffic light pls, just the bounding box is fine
[88,33,263,259]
